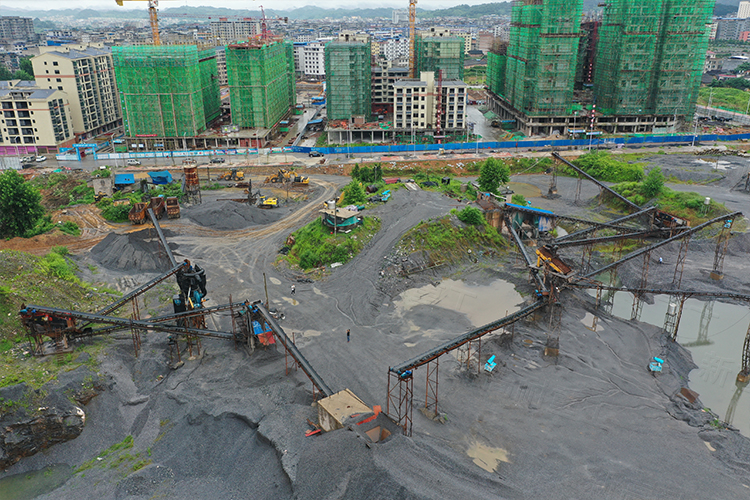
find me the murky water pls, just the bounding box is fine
[466,441,510,472]
[0,464,72,500]
[394,278,523,329]
[508,182,542,199]
[599,290,750,435]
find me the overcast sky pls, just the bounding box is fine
[11,0,511,11]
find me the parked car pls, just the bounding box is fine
[35,156,47,162]
[309,151,323,157]
[210,157,225,164]
[182,158,197,164]
[126,159,141,166]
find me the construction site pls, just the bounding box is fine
[488,0,714,137]
[113,45,221,138]
[2,142,750,498]
[415,35,465,81]
[324,41,372,121]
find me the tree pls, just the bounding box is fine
[641,167,665,199]
[0,66,12,80]
[477,158,510,195]
[12,70,33,81]
[342,181,367,205]
[0,170,45,238]
[456,206,484,226]
[350,164,360,181]
[19,57,33,75]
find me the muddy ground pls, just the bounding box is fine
[4,159,750,499]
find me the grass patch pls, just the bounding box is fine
[75,435,136,474]
[282,216,381,270]
[202,182,224,191]
[398,215,508,264]
[698,87,750,114]
[562,151,645,183]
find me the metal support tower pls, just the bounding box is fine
[738,321,750,383]
[424,358,439,418]
[631,250,651,321]
[711,218,734,279]
[574,176,583,205]
[663,294,687,341]
[386,369,414,436]
[683,300,714,347]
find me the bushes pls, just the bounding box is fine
[511,194,527,206]
[569,151,645,183]
[351,163,383,184]
[641,167,665,199]
[38,247,77,281]
[342,182,367,205]
[286,217,381,270]
[67,183,95,206]
[457,206,484,225]
[23,215,56,238]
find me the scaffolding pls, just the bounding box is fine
[416,36,465,81]
[486,51,507,97]
[594,0,713,117]
[504,0,583,116]
[226,40,296,128]
[324,41,372,121]
[113,45,220,137]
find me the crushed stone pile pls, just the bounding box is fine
[90,229,175,272]
[182,201,286,230]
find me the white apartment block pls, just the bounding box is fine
[294,40,327,80]
[382,37,409,61]
[392,9,409,24]
[0,80,74,153]
[338,31,370,43]
[393,71,467,131]
[216,46,227,85]
[32,43,121,141]
[210,20,260,45]
[740,1,750,19]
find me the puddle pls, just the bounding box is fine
[508,181,542,199]
[704,441,716,452]
[302,330,321,338]
[394,279,523,328]
[313,287,328,297]
[581,312,603,332]
[0,464,72,500]
[281,297,298,306]
[404,342,416,347]
[269,277,282,285]
[466,441,510,472]
[596,290,750,435]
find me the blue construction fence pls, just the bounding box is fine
[293,133,750,155]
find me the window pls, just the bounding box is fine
[58,86,63,90]
[56,78,61,82]
[53,61,58,66]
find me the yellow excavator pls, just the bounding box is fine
[264,168,309,186]
[257,195,278,209]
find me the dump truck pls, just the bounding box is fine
[129,202,148,224]
[265,168,309,186]
[218,169,244,182]
[166,197,180,219]
[149,196,166,220]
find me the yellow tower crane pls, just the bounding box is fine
[409,0,417,78]
[116,0,165,45]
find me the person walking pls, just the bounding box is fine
[347,329,350,342]
[291,284,296,295]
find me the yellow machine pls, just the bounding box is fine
[218,169,245,182]
[264,169,309,186]
[258,195,278,209]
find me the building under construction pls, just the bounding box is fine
[415,35,465,80]
[487,0,714,137]
[325,41,372,121]
[113,45,221,138]
[226,39,296,129]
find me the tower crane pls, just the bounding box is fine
[115,0,170,46]
[409,0,417,78]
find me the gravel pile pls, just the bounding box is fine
[90,229,175,272]
[182,201,286,230]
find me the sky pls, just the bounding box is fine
[9,0,511,11]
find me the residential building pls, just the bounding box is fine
[392,9,409,24]
[226,39,296,129]
[382,37,409,61]
[0,50,21,72]
[0,17,35,43]
[338,31,370,43]
[294,40,327,80]
[371,65,409,114]
[32,43,121,140]
[0,80,74,155]
[210,20,260,45]
[416,35,465,80]
[716,18,750,40]
[216,46,228,85]
[419,27,471,54]
[325,40,372,120]
[740,1,750,18]
[704,51,722,73]
[392,71,467,131]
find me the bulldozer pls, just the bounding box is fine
[257,195,278,209]
[264,168,309,186]
[218,169,245,182]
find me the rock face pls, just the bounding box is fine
[1,366,104,471]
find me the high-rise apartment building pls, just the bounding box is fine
[294,40,327,80]
[0,17,35,43]
[416,35,465,80]
[739,1,750,18]
[210,20,260,45]
[32,44,121,140]
[325,41,372,120]
[392,71,467,131]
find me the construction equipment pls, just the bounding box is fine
[409,0,417,78]
[264,169,309,186]
[218,169,245,182]
[129,202,148,224]
[165,197,180,219]
[258,195,278,209]
[115,0,172,45]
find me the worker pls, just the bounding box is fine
[659,257,663,264]
[347,329,350,342]
[291,284,296,295]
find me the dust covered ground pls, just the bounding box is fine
[4,168,750,499]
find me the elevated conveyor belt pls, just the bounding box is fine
[505,216,547,292]
[566,283,750,302]
[149,207,177,267]
[552,152,641,212]
[553,230,665,249]
[556,207,657,243]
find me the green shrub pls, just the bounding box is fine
[100,204,131,222]
[457,206,485,226]
[642,167,665,199]
[67,183,95,206]
[342,182,367,205]
[59,221,81,236]
[511,194,527,206]
[23,215,55,238]
[569,151,645,183]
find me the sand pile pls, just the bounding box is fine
[182,201,286,230]
[90,229,175,272]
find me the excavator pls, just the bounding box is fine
[264,168,309,186]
